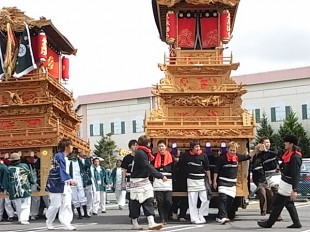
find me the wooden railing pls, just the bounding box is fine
[0,127,58,139]
[146,115,253,127]
[164,54,232,65]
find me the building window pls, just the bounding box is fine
[271,106,285,122]
[111,122,114,134]
[133,116,144,133]
[302,104,310,120]
[255,108,261,123]
[99,123,104,136]
[285,106,291,119]
[111,121,123,134]
[90,124,94,136]
[121,121,125,134]
[133,120,137,133]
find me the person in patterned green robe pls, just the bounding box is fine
[8,153,35,224]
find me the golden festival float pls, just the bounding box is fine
[0,7,90,197]
[146,0,255,217]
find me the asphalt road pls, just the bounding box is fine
[1,197,310,232]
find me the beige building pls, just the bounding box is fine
[237,66,310,133]
[75,87,154,151]
[75,66,310,152]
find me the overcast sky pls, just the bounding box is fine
[1,0,310,97]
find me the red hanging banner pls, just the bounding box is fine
[166,11,176,44]
[220,10,231,44]
[177,14,196,48]
[201,16,219,48]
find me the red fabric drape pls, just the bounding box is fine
[154,150,173,168]
[201,17,219,48]
[177,17,196,48]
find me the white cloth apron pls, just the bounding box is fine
[153,173,172,191]
[130,178,154,203]
[187,174,206,192]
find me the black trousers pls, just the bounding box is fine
[218,193,234,219]
[129,197,155,219]
[255,183,273,213]
[155,191,172,221]
[266,193,301,226]
[171,196,189,218]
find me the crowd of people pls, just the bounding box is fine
[0,134,303,230]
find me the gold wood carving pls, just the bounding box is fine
[147,128,252,138]
[165,95,225,107]
[3,91,23,105]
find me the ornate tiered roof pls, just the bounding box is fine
[0,7,76,55]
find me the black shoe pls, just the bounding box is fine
[287,224,302,228]
[7,217,13,222]
[84,214,91,218]
[257,220,272,228]
[77,215,83,219]
[261,211,266,216]
[101,211,106,213]
[92,213,97,215]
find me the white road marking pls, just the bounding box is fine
[6,222,98,232]
[142,224,204,232]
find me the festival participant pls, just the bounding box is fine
[8,152,35,225]
[179,141,211,224]
[121,140,138,191]
[129,135,167,230]
[45,138,77,231]
[252,137,281,217]
[251,144,273,216]
[0,158,14,222]
[152,140,173,224]
[171,149,188,222]
[91,157,110,215]
[82,155,94,217]
[258,135,302,229]
[111,158,126,210]
[69,149,90,219]
[213,141,254,224]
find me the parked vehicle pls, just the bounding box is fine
[298,158,310,196]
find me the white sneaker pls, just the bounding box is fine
[148,223,163,230]
[46,221,54,230]
[172,213,178,220]
[20,221,30,225]
[65,226,77,231]
[179,217,187,222]
[192,220,203,224]
[220,218,230,224]
[216,217,221,223]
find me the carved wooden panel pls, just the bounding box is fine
[147,128,253,138]
[171,107,227,117]
[0,117,46,130]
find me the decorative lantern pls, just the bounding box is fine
[220,142,227,154]
[37,30,47,62]
[220,10,231,44]
[171,142,178,156]
[205,142,212,154]
[166,11,176,45]
[62,56,69,80]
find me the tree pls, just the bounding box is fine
[93,133,117,169]
[256,112,277,144]
[274,111,310,157]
